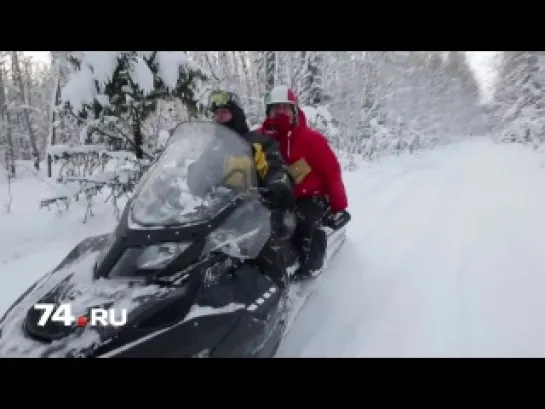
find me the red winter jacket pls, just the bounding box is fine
[258,109,348,212]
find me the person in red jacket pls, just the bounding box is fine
[258,85,350,280]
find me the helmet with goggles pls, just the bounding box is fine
[208,90,243,112]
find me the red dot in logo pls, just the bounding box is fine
[77,316,88,328]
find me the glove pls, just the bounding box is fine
[258,185,294,209]
[257,187,277,207]
[262,114,293,136]
[324,209,351,230]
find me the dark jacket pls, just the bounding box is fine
[187,102,294,210]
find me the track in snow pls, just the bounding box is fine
[277,138,545,358]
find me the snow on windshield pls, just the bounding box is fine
[129,122,254,227]
[130,159,205,226]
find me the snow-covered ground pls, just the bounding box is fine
[3,138,545,357]
[279,138,545,357]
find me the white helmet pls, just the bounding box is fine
[264,85,299,118]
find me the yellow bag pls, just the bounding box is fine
[253,143,269,180]
[289,158,312,184]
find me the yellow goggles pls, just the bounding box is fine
[209,91,231,110]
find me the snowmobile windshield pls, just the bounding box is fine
[130,121,260,227]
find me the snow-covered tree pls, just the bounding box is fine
[60,51,207,159]
[38,52,208,221]
[0,50,496,221]
[0,52,55,176]
[493,52,545,146]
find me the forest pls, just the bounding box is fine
[0,51,536,217]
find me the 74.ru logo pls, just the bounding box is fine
[33,303,128,327]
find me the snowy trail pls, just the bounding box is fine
[278,138,545,358]
[3,139,545,357]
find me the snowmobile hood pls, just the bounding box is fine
[0,235,180,357]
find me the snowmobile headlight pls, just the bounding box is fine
[136,242,192,270]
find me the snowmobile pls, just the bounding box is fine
[0,122,348,358]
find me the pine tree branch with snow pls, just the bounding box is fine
[37,51,208,221]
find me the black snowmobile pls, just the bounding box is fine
[0,122,348,358]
